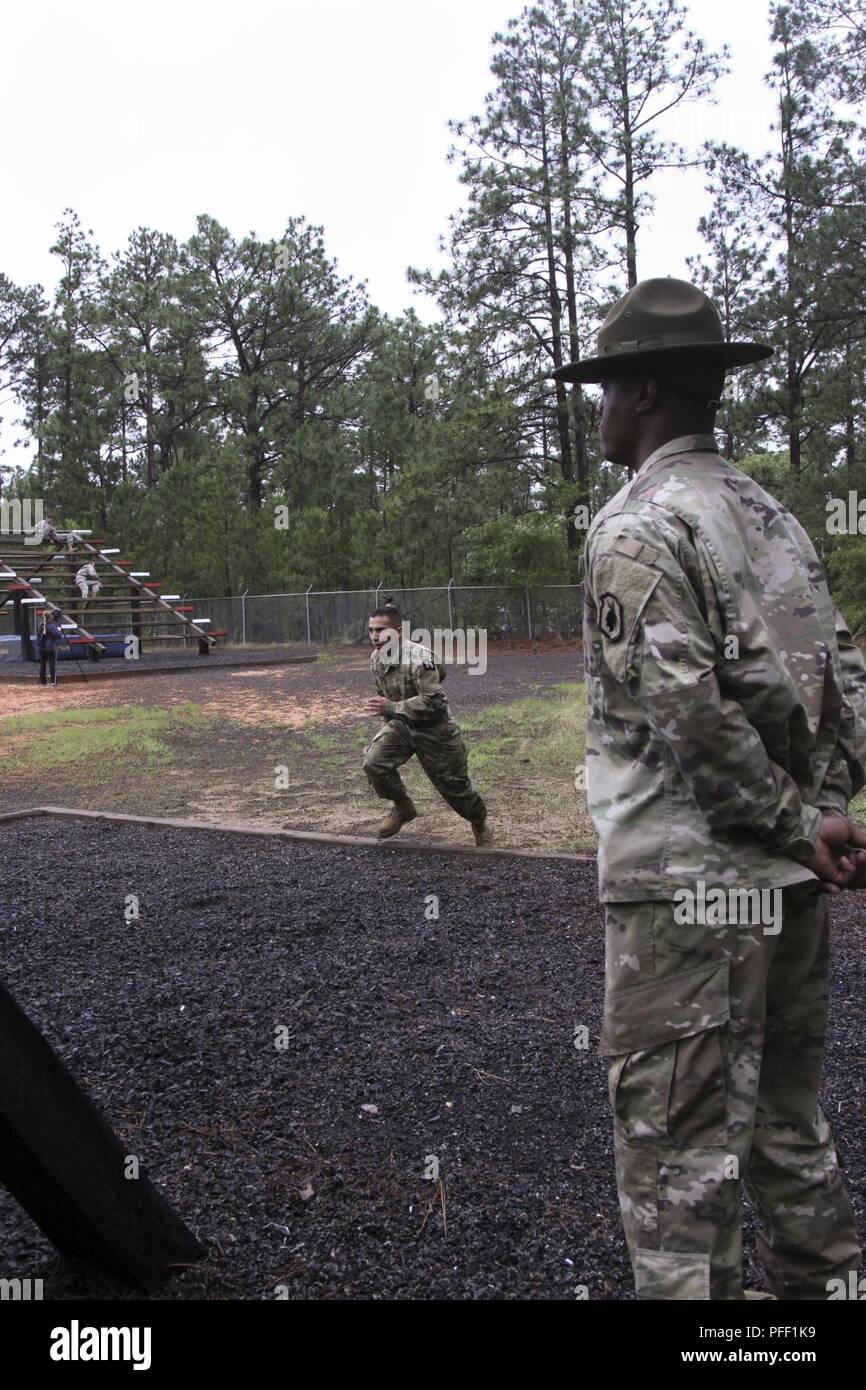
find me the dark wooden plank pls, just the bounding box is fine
[0,977,205,1291]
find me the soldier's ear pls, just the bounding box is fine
[634,376,659,415]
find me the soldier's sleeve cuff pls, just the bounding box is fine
[777,805,823,864]
[383,700,398,716]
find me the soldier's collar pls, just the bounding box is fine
[637,433,720,475]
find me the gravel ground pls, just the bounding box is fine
[0,643,320,681]
[1,816,864,1301]
[0,639,582,696]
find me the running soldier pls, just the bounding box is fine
[363,605,491,845]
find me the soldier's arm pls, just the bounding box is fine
[384,659,448,723]
[370,656,386,698]
[588,520,822,863]
[814,602,866,814]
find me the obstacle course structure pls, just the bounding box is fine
[0,528,224,662]
[0,973,204,1291]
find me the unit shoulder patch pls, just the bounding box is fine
[599,593,625,643]
[589,550,665,683]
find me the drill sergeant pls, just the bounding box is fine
[363,605,491,845]
[553,277,866,1301]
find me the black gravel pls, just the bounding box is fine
[0,817,863,1301]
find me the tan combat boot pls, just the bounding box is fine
[377,799,418,840]
[472,818,493,848]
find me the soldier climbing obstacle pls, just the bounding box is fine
[35,516,86,553]
[74,559,101,603]
[363,604,491,846]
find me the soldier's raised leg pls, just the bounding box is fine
[411,721,490,845]
[362,720,418,839]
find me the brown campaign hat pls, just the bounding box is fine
[552,277,773,384]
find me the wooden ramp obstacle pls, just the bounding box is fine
[0,527,224,662]
[0,975,204,1291]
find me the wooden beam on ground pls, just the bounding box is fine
[0,976,205,1291]
[23,804,594,862]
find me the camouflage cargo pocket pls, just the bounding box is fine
[605,960,731,1149]
[611,1029,729,1149]
[600,959,730,1056]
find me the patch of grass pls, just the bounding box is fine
[315,646,360,664]
[303,730,342,751]
[459,683,593,851]
[0,702,205,769]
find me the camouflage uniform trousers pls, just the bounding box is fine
[363,717,486,822]
[603,882,861,1300]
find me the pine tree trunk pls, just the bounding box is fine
[619,23,638,290]
[558,103,590,505]
[540,123,577,549]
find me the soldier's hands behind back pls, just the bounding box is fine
[838,817,866,891]
[804,812,855,895]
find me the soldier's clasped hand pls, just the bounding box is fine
[839,818,866,891]
[805,811,866,894]
[366,697,390,715]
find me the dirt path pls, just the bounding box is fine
[0,647,592,853]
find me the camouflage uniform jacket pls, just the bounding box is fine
[582,434,866,901]
[371,640,449,726]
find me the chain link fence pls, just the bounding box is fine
[191,584,584,646]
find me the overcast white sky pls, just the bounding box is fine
[1,0,777,305]
[0,0,779,463]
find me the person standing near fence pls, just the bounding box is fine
[363,604,491,845]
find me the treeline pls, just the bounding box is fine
[1,0,865,613]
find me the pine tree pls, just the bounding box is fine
[410,0,602,573]
[580,0,728,288]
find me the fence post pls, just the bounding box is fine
[241,588,249,647]
[447,577,454,629]
[525,584,533,640]
[305,585,314,645]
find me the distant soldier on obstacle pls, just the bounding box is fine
[363,603,491,845]
[74,559,101,604]
[36,515,84,553]
[35,514,63,548]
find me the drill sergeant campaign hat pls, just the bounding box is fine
[551,277,774,386]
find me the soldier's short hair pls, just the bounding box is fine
[371,605,401,626]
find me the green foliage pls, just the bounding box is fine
[1,0,864,602]
[462,513,570,584]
